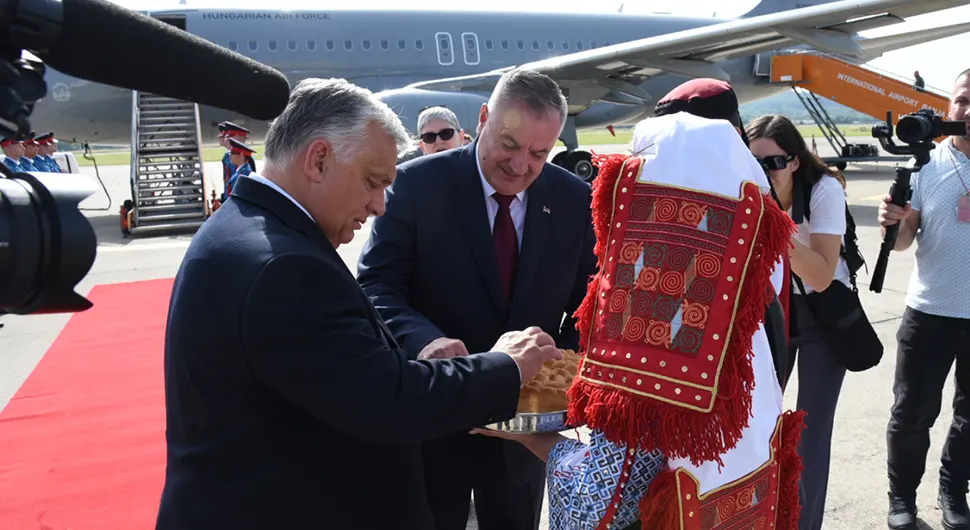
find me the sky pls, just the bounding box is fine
[115,0,970,91]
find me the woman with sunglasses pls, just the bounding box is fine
[746,114,849,530]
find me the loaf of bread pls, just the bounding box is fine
[516,349,581,413]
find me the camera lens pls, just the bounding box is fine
[0,172,97,315]
[896,115,932,144]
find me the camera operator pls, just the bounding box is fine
[878,70,970,530]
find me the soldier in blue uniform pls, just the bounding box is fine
[19,133,41,172]
[220,122,251,200]
[224,138,256,197]
[34,132,62,172]
[217,122,230,184]
[1,137,24,173]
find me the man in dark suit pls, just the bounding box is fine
[155,77,564,530]
[357,69,597,530]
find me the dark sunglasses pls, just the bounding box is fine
[756,154,795,172]
[421,128,456,144]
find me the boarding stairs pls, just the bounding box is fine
[127,91,210,235]
[766,52,952,169]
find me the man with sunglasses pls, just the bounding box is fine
[418,106,465,155]
[357,68,597,530]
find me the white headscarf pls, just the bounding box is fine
[632,111,785,494]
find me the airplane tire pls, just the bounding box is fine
[564,151,598,183]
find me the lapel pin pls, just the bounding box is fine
[542,206,551,214]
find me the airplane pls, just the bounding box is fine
[28,0,970,181]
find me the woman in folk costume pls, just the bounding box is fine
[475,79,805,530]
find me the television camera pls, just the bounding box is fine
[1,48,99,317]
[869,109,968,293]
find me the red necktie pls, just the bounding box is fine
[493,193,519,302]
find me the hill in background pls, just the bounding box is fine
[739,89,878,125]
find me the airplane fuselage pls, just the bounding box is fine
[31,8,789,146]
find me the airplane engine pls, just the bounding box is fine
[374,87,488,138]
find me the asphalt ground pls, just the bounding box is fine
[0,141,959,530]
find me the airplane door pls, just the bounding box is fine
[434,32,454,66]
[461,33,480,66]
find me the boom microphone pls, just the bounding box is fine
[2,0,292,121]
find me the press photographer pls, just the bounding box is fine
[876,71,970,530]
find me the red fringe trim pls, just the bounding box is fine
[570,155,799,466]
[637,465,679,529]
[776,410,807,530]
[573,153,630,361]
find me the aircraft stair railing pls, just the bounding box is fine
[769,52,950,169]
[127,90,208,236]
[793,88,847,155]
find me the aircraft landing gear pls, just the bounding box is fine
[552,150,598,183]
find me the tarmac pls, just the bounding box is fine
[0,141,959,530]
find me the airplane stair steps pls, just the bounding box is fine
[770,53,951,125]
[127,90,210,236]
[769,53,951,169]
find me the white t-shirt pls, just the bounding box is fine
[790,175,851,294]
[905,138,970,318]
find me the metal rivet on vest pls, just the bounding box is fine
[681,366,688,373]
[702,373,709,379]
[636,379,642,385]
[625,353,631,359]
[713,334,720,340]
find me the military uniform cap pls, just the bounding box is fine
[23,132,38,146]
[224,122,250,137]
[35,132,54,144]
[229,138,255,156]
[0,137,20,147]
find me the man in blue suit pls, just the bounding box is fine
[357,69,597,530]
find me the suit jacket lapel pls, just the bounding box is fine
[452,143,507,317]
[508,171,551,325]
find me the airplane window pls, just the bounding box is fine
[288,39,297,51]
[363,40,371,51]
[516,41,524,50]
[228,40,238,51]
[415,40,424,50]
[547,41,554,50]
[307,40,316,51]
[561,41,569,50]
[532,41,539,50]
[380,39,388,50]
[439,37,449,51]
[248,40,258,51]
[501,40,508,50]
[591,41,597,48]
[268,40,278,51]
[576,41,583,50]
[344,40,353,50]
[484,40,493,50]
[398,40,406,50]
[326,40,335,51]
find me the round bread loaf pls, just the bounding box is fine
[517,349,581,413]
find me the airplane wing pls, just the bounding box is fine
[405,0,970,107]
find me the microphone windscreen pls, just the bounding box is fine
[41,0,291,121]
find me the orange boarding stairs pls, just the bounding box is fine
[769,52,951,169]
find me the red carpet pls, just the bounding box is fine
[0,278,174,530]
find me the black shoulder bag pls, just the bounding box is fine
[790,179,883,372]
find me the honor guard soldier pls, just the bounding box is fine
[217,122,230,183]
[224,138,255,197]
[34,132,62,172]
[1,137,24,172]
[18,133,40,172]
[220,122,250,199]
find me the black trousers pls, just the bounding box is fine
[422,432,545,530]
[887,306,970,497]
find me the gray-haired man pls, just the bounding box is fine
[156,77,563,530]
[359,69,597,530]
[418,106,465,155]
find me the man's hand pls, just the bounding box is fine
[417,337,469,360]
[493,326,562,384]
[878,194,913,228]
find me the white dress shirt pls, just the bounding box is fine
[475,144,527,249]
[243,174,315,221]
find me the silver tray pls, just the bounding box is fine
[484,410,573,434]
